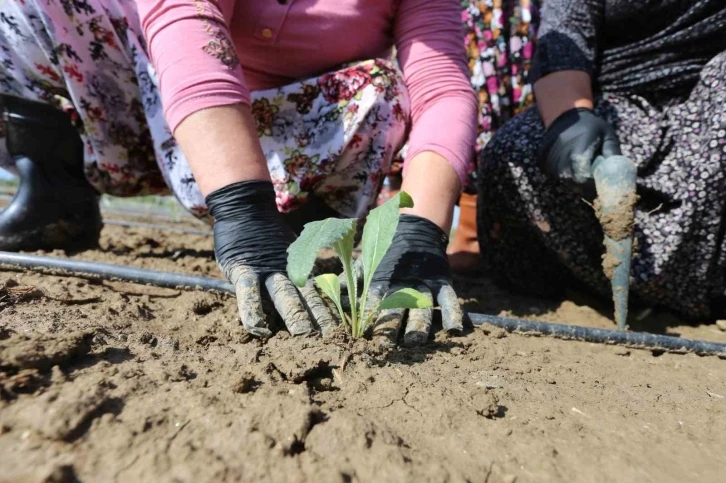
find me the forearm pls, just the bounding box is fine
[173,104,270,197]
[401,151,460,234]
[534,71,594,128]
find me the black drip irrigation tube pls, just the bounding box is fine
[0,251,232,294]
[1,251,725,357]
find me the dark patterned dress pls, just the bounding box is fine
[479,0,726,319]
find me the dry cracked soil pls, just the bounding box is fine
[0,218,725,483]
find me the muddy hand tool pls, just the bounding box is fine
[592,155,637,329]
[540,107,632,329]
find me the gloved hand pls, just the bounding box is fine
[206,180,335,338]
[539,107,622,199]
[364,214,464,345]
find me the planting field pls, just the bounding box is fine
[1,211,725,482]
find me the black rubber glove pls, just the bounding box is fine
[364,214,464,346]
[206,180,335,338]
[539,107,622,199]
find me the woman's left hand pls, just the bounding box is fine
[363,214,464,345]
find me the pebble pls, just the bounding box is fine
[715,320,726,331]
[613,347,631,356]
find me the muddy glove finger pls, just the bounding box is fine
[229,266,272,339]
[371,308,406,347]
[436,283,464,334]
[264,273,315,337]
[403,284,434,346]
[361,280,387,328]
[300,279,338,335]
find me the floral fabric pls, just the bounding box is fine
[460,0,540,192]
[479,52,726,320]
[0,0,408,220]
[382,0,540,199]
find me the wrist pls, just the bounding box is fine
[546,107,593,135]
[400,152,460,233]
[534,70,593,128]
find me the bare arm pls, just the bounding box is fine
[401,152,461,234]
[173,104,270,196]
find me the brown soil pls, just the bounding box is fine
[1,223,725,483]
[594,192,637,242]
[601,252,621,281]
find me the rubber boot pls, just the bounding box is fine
[0,95,102,252]
[447,192,481,274]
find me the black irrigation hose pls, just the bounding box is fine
[103,219,212,236]
[0,251,233,294]
[1,251,725,357]
[467,313,726,357]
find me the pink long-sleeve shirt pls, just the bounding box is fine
[138,0,477,184]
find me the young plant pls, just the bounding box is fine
[287,192,431,337]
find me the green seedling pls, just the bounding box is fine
[287,192,431,337]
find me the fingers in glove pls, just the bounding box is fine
[601,128,623,158]
[569,137,599,185]
[229,265,272,338]
[371,308,406,347]
[436,283,464,334]
[403,285,434,346]
[264,273,315,337]
[361,281,386,327]
[300,279,338,336]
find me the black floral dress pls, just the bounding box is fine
[479,0,726,320]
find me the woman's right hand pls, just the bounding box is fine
[206,180,336,338]
[534,70,621,198]
[538,107,622,198]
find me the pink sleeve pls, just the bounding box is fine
[138,0,249,133]
[394,0,477,186]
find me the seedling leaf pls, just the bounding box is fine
[287,218,357,287]
[357,192,413,335]
[315,274,346,323]
[361,192,413,282]
[378,288,433,310]
[331,227,358,328]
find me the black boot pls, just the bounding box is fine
[0,95,102,252]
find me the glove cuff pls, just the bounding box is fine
[206,180,294,278]
[398,214,449,254]
[206,180,278,221]
[546,107,593,135]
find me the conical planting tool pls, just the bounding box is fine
[592,155,637,329]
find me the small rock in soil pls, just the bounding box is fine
[38,463,78,483]
[232,372,260,394]
[614,347,631,356]
[490,328,508,339]
[190,294,222,316]
[472,390,501,418]
[715,320,726,332]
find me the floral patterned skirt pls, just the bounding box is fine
[0,0,408,220]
